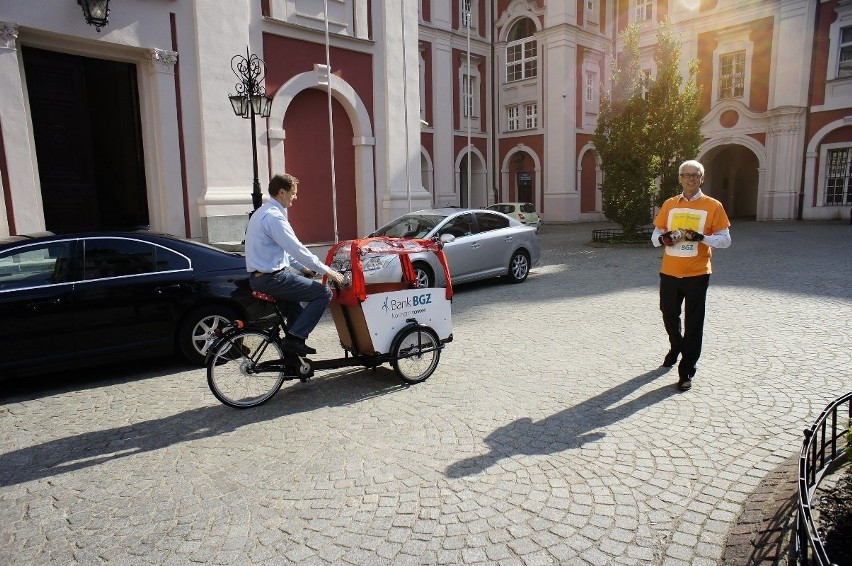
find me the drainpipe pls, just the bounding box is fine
[491,0,498,205]
[798,0,820,221]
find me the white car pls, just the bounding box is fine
[335,208,541,288]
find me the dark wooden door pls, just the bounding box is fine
[22,47,149,233]
[23,47,99,232]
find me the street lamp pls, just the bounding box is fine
[229,48,273,210]
[77,0,111,32]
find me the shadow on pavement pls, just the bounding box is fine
[0,366,408,488]
[445,367,677,478]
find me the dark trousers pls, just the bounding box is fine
[250,269,332,340]
[659,273,710,378]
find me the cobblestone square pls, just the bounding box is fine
[1,220,850,565]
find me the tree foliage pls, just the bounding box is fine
[646,19,703,206]
[593,20,703,234]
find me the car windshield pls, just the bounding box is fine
[372,214,445,238]
[489,204,514,214]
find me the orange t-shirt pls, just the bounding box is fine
[654,194,730,277]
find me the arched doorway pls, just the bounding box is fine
[282,89,357,242]
[702,145,759,219]
[512,152,534,203]
[458,150,487,208]
[579,148,599,212]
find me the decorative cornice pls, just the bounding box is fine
[1,22,19,50]
[146,48,178,73]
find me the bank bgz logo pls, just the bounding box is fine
[382,293,431,318]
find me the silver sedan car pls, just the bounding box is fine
[347,208,541,287]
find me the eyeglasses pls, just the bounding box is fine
[679,173,702,180]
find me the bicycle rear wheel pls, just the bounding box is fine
[207,330,285,408]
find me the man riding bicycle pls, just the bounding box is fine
[244,173,345,356]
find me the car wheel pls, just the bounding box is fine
[507,250,530,284]
[179,305,240,365]
[412,261,435,288]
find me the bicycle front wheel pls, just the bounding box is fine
[207,330,285,408]
[391,326,441,384]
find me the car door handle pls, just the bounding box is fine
[155,284,183,294]
[28,298,61,311]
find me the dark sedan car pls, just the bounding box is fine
[0,232,270,378]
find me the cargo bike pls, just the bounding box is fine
[205,237,454,408]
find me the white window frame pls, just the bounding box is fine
[827,4,852,81]
[525,103,537,129]
[838,25,852,78]
[585,72,595,103]
[505,37,537,82]
[634,0,653,23]
[507,106,519,131]
[711,29,753,108]
[462,74,475,118]
[822,145,852,205]
[718,51,746,100]
[586,0,598,25]
[582,52,602,120]
[461,0,478,29]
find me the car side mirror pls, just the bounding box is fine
[440,233,455,244]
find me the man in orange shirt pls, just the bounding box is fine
[651,160,731,391]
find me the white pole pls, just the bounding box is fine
[323,0,339,242]
[402,2,412,213]
[465,5,472,208]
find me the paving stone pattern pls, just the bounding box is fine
[1,220,850,565]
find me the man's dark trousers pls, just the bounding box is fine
[659,273,710,378]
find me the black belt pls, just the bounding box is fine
[251,268,285,277]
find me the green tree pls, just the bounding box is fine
[593,24,656,237]
[593,20,704,235]
[646,19,703,206]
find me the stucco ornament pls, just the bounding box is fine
[147,48,178,73]
[0,22,19,49]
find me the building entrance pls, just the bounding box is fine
[22,47,148,233]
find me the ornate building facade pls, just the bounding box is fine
[0,1,849,244]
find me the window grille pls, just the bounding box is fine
[525,104,537,129]
[825,148,852,205]
[586,72,595,102]
[462,75,474,118]
[719,51,746,99]
[507,106,519,131]
[506,39,537,82]
[635,0,652,22]
[462,0,472,27]
[840,26,852,78]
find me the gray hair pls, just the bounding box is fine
[679,160,705,176]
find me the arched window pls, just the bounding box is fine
[505,18,537,82]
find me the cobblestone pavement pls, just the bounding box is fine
[1,220,850,566]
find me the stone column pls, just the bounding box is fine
[0,22,44,236]
[144,48,185,236]
[376,1,431,223]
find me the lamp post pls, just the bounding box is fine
[229,48,272,211]
[77,0,111,32]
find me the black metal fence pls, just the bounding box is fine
[591,227,653,243]
[796,391,852,565]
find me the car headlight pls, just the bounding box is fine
[361,255,396,272]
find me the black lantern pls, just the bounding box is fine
[78,0,110,32]
[229,49,273,210]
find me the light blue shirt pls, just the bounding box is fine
[244,199,331,275]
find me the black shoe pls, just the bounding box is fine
[662,350,679,367]
[281,336,316,356]
[677,376,692,391]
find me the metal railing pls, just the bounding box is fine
[796,391,852,565]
